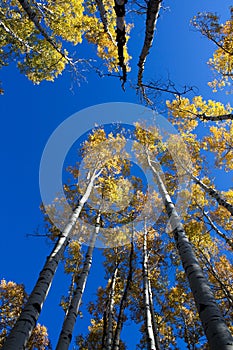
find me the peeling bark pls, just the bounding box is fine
[55,212,101,350]
[137,0,162,88]
[146,153,233,350]
[114,0,127,85]
[3,171,100,350]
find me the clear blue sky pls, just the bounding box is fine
[0,1,232,348]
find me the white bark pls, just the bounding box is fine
[106,265,118,350]
[148,278,160,350]
[3,171,99,350]
[146,153,233,350]
[142,219,157,350]
[55,212,101,350]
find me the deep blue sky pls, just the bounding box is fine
[0,1,232,348]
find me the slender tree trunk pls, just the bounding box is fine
[146,153,233,350]
[142,219,158,350]
[114,0,127,84]
[112,239,134,350]
[55,211,101,350]
[3,171,100,350]
[202,210,233,250]
[190,173,233,216]
[137,0,161,87]
[148,278,161,350]
[95,0,115,44]
[105,265,118,350]
[64,262,80,317]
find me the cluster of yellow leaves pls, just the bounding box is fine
[207,8,233,92]
[64,240,82,274]
[0,279,49,349]
[204,121,233,171]
[209,255,233,296]
[99,175,132,207]
[167,96,232,130]
[18,40,68,83]
[134,122,160,151]
[84,0,131,73]
[45,0,84,45]
[163,278,204,347]
[0,0,132,88]
[76,318,104,350]
[155,315,176,348]
[210,189,233,232]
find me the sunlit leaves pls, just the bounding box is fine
[204,121,233,171]
[167,96,233,129]
[0,0,132,91]
[192,8,233,92]
[0,279,49,349]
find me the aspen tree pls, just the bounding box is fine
[142,219,160,350]
[134,125,233,350]
[3,129,126,349]
[56,212,101,350]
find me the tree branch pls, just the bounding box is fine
[17,0,74,66]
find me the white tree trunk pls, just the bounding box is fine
[106,265,118,350]
[148,278,160,350]
[3,171,99,350]
[146,153,233,350]
[55,212,101,350]
[142,219,157,350]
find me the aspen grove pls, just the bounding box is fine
[1,1,233,350]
